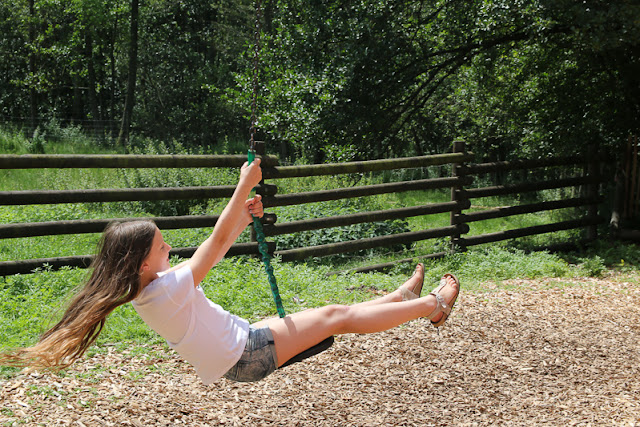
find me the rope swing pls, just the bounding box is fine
[245,1,334,367]
[247,0,286,318]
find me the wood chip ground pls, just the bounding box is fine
[2,275,639,426]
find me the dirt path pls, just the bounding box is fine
[2,275,640,426]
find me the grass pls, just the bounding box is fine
[2,241,637,379]
[1,125,639,379]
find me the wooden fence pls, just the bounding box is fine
[0,142,606,276]
[609,134,640,242]
[622,135,639,219]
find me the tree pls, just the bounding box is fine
[249,0,640,162]
[136,0,254,146]
[117,0,138,147]
[435,0,640,159]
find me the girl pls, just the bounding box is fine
[0,159,460,383]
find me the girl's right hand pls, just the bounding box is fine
[240,158,262,189]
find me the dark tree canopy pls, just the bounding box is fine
[1,0,638,161]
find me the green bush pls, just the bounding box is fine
[561,240,640,274]
[272,198,411,263]
[118,138,238,217]
[578,255,606,277]
[420,246,577,288]
[0,126,29,153]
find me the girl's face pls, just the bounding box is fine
[141,227,172,276]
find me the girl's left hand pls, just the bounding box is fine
[246,194,264,218]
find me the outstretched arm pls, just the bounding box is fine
[222,194,263,254]
[187,159,263,286]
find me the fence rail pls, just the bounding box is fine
[463,176,597,199]
[263,153,472,178]
[460,197,602,223]
[465,156,580,174]
[0,154,278,169]
[276,225,467,262]
[0,242,276,276]
[0,142,608,276]
[263,201,468,236]
[263,177,470,208]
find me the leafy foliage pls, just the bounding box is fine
[118,138,238,216]
[2,1,638,161]
[272,199,411,262]
[242,1,640,162]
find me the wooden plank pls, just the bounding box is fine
[263,176,470,208]
[0,242,273,276]
[464,175,597,199]
[263,153,473,179]
[0,154,279,169]
[0,255,94,275]
[0,215,222,239]
[275,225,468,262]
[461,216,603,247]
[263,201,468,236]
[0,185,245,205]
[466,156,583,174]
[459,196,602,223]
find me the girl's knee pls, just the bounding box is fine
[320,304,352,332]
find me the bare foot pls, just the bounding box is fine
[398,263,425,301]
[428,274,459,326]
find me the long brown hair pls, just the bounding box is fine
[0,220,157,370]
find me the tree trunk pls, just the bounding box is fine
[28,0,37,132]
[85,32,101,139]
[117,0,139,148]
[72,75,83,124]
[109,20,117,138]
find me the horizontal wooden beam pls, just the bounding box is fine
[0,215,221,239]
[263,201,469,236]
[0,154,279,169]
[275,225,468,262]
[0,242,274,276]
[464,175,598,199]
[461,216,603,247]
[263,153,473,179]
[459,196,603,223]
[466,156,584,174]
[168,242,275,259]
[0,186,237,205]
[264,176,470,208]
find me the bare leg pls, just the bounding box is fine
[253,264,424,326]
[350,263,425,308]
[255,273,458,367]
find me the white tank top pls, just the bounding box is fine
[132,266,249,384]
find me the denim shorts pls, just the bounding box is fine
[223,326,278,382]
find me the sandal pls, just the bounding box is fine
[428,273,460,328]
[399,263,425,301]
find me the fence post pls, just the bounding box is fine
[450,140,468,252]
[586,143,599,241]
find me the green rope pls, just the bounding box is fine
[248,149,286,318]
